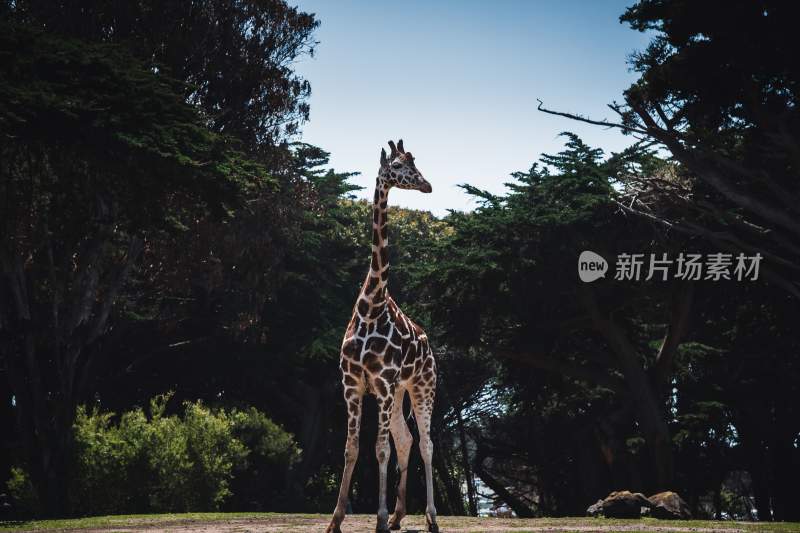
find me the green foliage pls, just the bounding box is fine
[388,205,451,323]
[419,133,638,347]
[622,1,797,143]
[226,407,302,510]
[5,0,319,151]
[0,20,270,236]
[66,395,297,515]
[231,407,301,465]
[0,18,280,516]
[617,0,800,297]
[413,134,691,514]
[254,145,365,361]
[5,467,41,518]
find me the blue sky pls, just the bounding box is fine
[292,0,651,215]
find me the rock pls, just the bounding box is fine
[648,491,691,520]
[586,499,604,517]
[601,490,652,519]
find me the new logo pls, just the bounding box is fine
[578,250,608,283]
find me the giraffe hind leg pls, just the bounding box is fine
[375,384,395,533]
[411,381,439,533]
[388,387,412,530]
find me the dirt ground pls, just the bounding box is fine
[50,514,781,533]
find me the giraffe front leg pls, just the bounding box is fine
[327,386,363,533]
[388,388,412,530]
[375,385,395,533]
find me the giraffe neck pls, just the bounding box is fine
[361,180,390,308]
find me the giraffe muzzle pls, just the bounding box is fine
[419,181,432,193]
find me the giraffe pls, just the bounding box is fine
[325,140,439,533]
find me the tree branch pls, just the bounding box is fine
[628,100,800,239]
[473,452,535,518]
[86,236,144,345]
[653,282,694,395]
[537,99,650,136]
[493,349,624,392]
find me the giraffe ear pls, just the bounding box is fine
[380,148,388,167]
[387,140,397,158]
[397,139,405,153]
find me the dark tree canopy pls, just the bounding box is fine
[0,21,267,229]
[5,0,319,155]
[0,17,276,516]
[623,0,799,136]
[539,0,800,297]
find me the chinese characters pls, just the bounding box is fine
[613,252,762,281]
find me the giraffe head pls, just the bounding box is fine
[378,139,432,193]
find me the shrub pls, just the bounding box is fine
[62,394,296,515]
[227,407,302,510]
[70,407,141,515]
[5,466,41,518]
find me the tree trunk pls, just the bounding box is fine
[455,406,478,516]
[580,287,675,491]
[432,429,466,515]
[281,381,336,510]
[652,283,694,396]
[738,422,772,521]
[770,429,800,521]
[1,236,143,517]
[5,327,80,517]
[473,451,535,518]
[0,375,13,491]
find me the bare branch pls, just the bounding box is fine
[537,99,650,135]
[86,236,144,345]
[628,101,800,239]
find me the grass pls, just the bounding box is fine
[0,512,278,531]
[1,513,800,532]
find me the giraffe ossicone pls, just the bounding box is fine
[326,140,439,533]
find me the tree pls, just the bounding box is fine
[0,22,267,515]
[674,281,800,520]
[538,0,800,298]
[5,0,319,156]
[534,1,800,517]
[419,135,693,506]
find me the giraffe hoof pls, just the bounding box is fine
[388,513,402,530]
[325,525,341,533]
[426,517,439,533]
